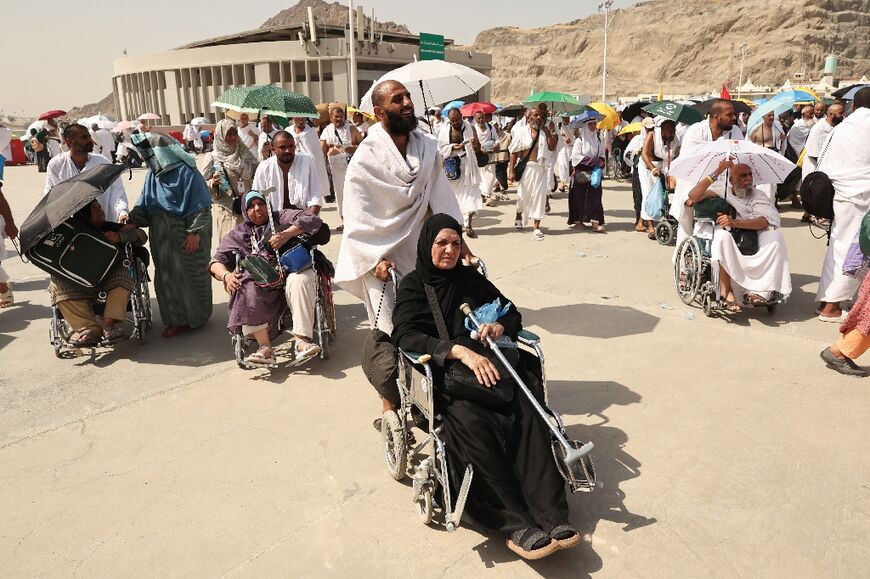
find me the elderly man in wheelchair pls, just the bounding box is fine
[208,191,331,368]
[48,200,149,350]
[680,160,791,314]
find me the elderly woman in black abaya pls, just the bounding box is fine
[391,213,579,561]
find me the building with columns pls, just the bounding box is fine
[112,23,492,127]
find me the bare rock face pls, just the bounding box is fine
[66,93,117,121]
[261,0,410,34]
[464,0,870,102]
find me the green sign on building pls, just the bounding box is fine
[419,33,445,61]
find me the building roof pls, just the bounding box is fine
[177,23,454,51]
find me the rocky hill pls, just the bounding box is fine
[66,93,117,122]
[261,0,410,34]
[463,0,870,102]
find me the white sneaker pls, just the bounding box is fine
[514,220,523,230]
[533,229,545,240]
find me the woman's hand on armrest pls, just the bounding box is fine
[448,344,500,387]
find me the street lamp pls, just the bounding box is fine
[598,0,615,102]
[737,43,748,98]
[349,0,358,105]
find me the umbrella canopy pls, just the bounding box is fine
[691,98,752,117]
[585,102,621,130]
[190,117,208,126]
[212,85,319,119]
[669,139,796,185]
[347,105,376,122]
[441,100,465,115]
[460,102,497,117]
[111,120,138,134]
[523,91,583,115]
[618,122,643,136]
[621,101,650,122]
[38,110,66,121]
[733,98,757,109]
[138,112,161,121]
[358,59,491,118]
[745,99,794,136]
[771,90,818,105]
[78,114,117,130]
[642,101,704,125]
[494,104,526,117]
[18,164,127,253]
[835,84,869,101]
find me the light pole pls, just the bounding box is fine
[737,43,748,98]
[598,0,615,102]
[349,0,358,105]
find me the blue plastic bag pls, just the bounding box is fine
[590,166,603,189]
[643,177,665,220]
[464,298,513,333]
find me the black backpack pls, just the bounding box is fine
[799,130,836,220]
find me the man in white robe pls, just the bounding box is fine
[45,124,128,222]
[257,117,279,162]
[671,99,744,257]
[473,112,499,206]
[90,124,117,163]
[236,113,261,158]
[786,106,815,159]
[639,118,680,235]
[815,91,870,321]
[335,80,466,338]
[554,117,575,192]
[320,106,362,228]
[509,107,556,240]
[438,109,482,236]
[291,117,329,205]
[687,161,791,309]
[802,103,844,180]
[252,131,323,215]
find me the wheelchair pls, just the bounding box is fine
[231,247,336,370]
[380,267,597,532]
[653,185,678,246]
[674,219,785,317]
[49,243,152,358]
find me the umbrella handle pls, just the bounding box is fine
[11,237,28,264]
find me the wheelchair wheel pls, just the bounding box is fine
[381,410,407,481]
[675,237,703,305]
[415,486,434,525]
[315,294,331,360]
[233,335,251,369]
[702,292,715,318]
[655,220,675,246]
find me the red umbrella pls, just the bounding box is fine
[459,102,497,117]
[38,110,67,121]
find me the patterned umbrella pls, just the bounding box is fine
[212,85,319,119]
[642,101,704,125]
[670,139,796,185]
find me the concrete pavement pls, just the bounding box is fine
[1,163,867,577]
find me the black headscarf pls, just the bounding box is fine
[392,214,521,353]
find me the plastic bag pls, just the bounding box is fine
[464,297,513,333]
[643,178,665,220]
[590,166,603,189]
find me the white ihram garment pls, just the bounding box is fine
[335,123,461,333]
[292,124,329,201]
[702,187,791,299]
[438,121,481,220]
[638,127,677,220]
[511,124,551,224]
[801,119,834,180]
[815,108,870,303]
[555,125,575,186]
[44,152,129,221]
[252,153,324,210]
[474,122,498,198]
[321,122,355,219]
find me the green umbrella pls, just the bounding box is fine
[642,101,704,125]
[523,91,583,115]
[212,85,319,119]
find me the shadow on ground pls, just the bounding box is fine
[524,303,659,339]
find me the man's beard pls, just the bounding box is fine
[733,185,752,198]
[718,119,734,131]
[385,110,418,135]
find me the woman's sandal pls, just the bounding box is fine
[245,346,275,366]
[743,293,767,306]
[506,527,559,560]
[0,286,13,308]
[549,523,581,550]
[70,328,101,348]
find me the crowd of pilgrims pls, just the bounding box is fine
[0,80,869,559]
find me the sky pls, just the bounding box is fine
[0,0,639,117]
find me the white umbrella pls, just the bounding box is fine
[19,120,47,140]
[190,116,208,126]
[358,59,490,118]
[78,114,117,130]
[669,139,796,185]
[112,120,138,134]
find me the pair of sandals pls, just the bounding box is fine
[507,524,581,560]
[69,326,124,347]
[245,340,321,366]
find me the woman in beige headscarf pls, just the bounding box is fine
[200,119,259,245]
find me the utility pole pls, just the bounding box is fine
[349,0,358,105]
[737,43,748,98]
[598,0,614,102]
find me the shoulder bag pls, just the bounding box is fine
[513,129,540,183]
[424,285,515,409]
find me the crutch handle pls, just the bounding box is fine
[459,303,473,317]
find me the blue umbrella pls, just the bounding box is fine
[753,97,769,105]
[839,84,869,100]
[771,90,817,104]
[746,99,793,136]
[441,100,465,115]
